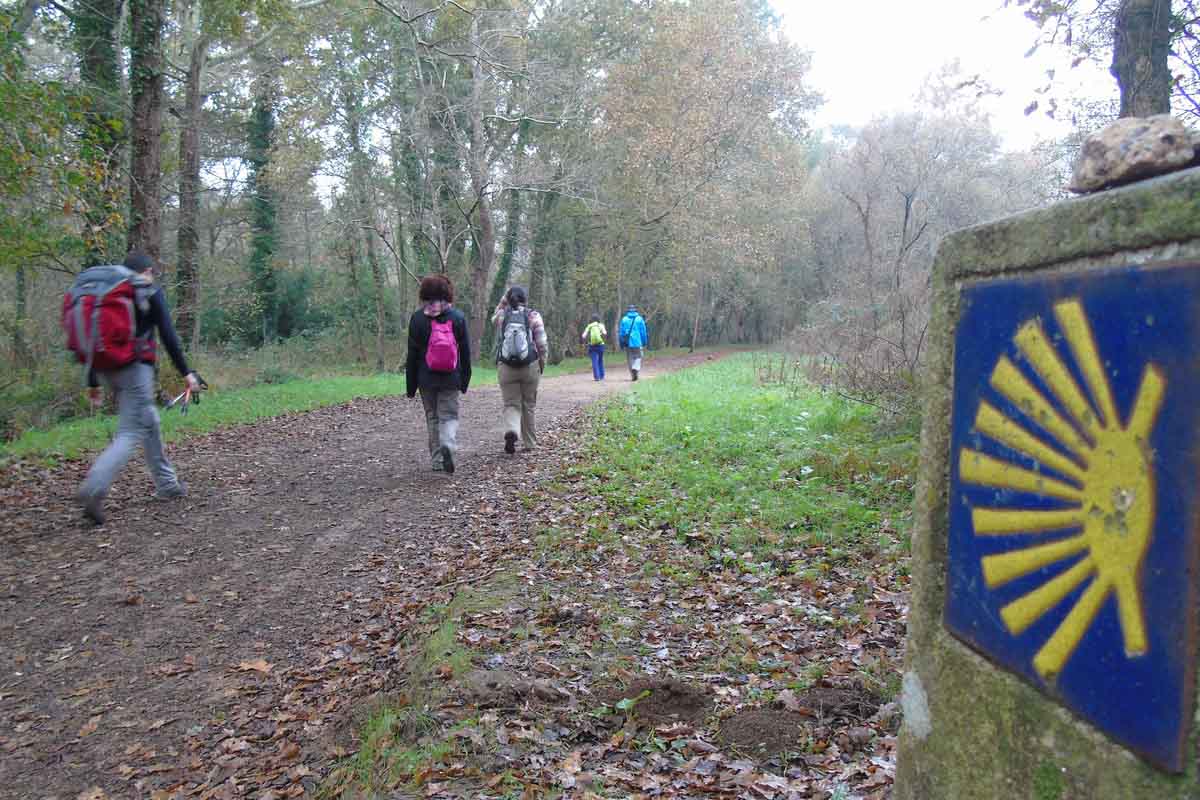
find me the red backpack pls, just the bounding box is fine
[425,316,459,373]
[62,265,156,373]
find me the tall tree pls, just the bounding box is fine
[341,67,387,371]
[1007,0,1192,118]
[247,52,279,343]
[127,0,166,260]
[73,0,126,264]
[174,0,208,345]
[1112,0,1172,115]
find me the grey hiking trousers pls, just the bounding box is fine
[420,387,460,469]
[80,362,180,498]
[625,347,643,375]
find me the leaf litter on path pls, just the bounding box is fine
[0,352,907,799]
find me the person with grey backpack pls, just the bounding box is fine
[492,286,547,454]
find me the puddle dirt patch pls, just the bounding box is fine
[789,685,881,722]
[718,709,810,757]
[606,677,711,725]
[459,669,571,708]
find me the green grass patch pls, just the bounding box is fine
[0,373,417,464]
[324,575,518,796]
[1,347,701,465]
[576,352,917,557]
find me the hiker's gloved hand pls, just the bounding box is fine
[87,387,103,411]
[185,372,201,392]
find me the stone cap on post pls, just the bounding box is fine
[935,165,1200,282]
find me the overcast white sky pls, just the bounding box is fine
[769,0,1116,150]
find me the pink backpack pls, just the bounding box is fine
[425,317,459,373]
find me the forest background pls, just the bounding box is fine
[1,0,1197,438]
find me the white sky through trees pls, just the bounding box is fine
[769,0,1116,149]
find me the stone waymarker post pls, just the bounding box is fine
[896,166,1200,799]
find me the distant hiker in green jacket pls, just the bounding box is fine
[581,314,607,381]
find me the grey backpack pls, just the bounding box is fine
[497,309,538,366]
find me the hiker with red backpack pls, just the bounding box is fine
[492,286,547,454]
[66,251,202,525]
[406,275,471,474]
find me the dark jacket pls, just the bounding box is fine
[87,285,190,387]
[406,305,472,396]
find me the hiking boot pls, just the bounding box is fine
[504,431,517,454]
[154,481,188,500]
[632,369,639,381]
[76,489,106,526]
[442,446,455,474]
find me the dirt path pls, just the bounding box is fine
[0,352,714,800]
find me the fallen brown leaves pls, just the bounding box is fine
[1,356,906,800]
[235,658,273,674]
[315,407,909,800]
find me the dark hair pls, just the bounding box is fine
[419,274,454,303]
[506,286,528,306]
[590,313,601,323]
[124,250,155,274]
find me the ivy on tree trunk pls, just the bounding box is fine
[74,0,125,266]
[247,57,279,344]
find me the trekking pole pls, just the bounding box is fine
[164,374,209,416]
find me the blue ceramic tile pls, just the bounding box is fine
[945,261,1200,771]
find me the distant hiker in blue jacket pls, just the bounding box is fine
[618,305,648,381]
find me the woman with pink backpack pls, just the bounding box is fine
[406,275,472,473]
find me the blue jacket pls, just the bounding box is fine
[619,311,648,349]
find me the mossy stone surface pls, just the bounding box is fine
[896,167,1200,800]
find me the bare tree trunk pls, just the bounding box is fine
[14,0,42,36]
[1112,0,1173,117]
[346,238,368,365]
[466,19,496,363]
[690,282,703,353]
[342,78,387,372]
[176,22,209,349]
[13,265,32,369]
[489,118,529,308]
[128,0,166,261]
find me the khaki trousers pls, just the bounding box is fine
[498,362,540,448]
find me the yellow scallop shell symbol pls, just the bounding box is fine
[957,298,1165,681]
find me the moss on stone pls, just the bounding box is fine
[935,167,1200,281]
[1034,761,1064,800]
